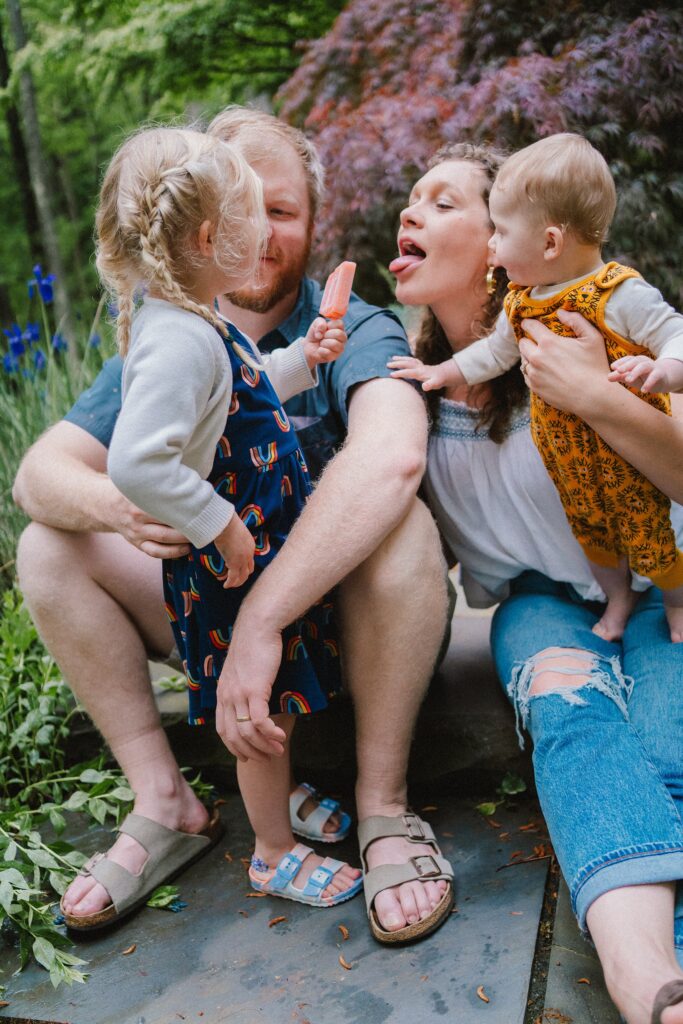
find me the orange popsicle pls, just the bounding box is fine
[320,261,356,319]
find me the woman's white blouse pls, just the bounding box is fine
[423,398,675,607]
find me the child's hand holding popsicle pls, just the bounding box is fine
[302,261,356,369]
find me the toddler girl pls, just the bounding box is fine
[390,133,683,643]
[101,126,362,908]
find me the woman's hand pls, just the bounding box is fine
[519,309,610,415]
[214,513,255,589]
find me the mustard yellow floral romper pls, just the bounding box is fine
[505,261,683,589]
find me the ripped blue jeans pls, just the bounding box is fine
[490,571,683,943]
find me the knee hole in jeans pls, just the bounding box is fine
[527,647,594,696]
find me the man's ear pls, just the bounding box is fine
[196,219,214,258]
[544,225,564,262]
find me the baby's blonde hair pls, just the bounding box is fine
[96,126,267,354]
[494,133,616,246]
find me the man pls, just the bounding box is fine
[13,107,450,941]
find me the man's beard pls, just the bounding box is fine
[224,237,312,314]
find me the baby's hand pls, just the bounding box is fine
[303,317,347,369]
[608,354,683,394]
[387,355,463,392]
[214,513,255,589]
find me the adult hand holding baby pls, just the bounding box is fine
[520,308,610,414]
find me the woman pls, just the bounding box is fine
[390,142,683,1024]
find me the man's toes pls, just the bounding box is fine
[398,883,420,924]
[70,882,112,916]
[62,875,96,912]
[374,888,407,932]
[424,880,444,910]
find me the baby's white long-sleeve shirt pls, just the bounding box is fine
[455,272,683,385]
[107,297,316,549]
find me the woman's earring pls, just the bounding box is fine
[486,266,497,295]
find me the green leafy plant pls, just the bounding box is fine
[0,586,210,986]
[476,772,528,818]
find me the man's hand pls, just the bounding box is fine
[302,317,347,368]
[387,355,463,391]
[108,486,191,558]
[215,619,287,762]
[214,514,256,589]
[609,354,683,394]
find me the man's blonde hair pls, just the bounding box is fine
[96,126,267,354]
[208,106,325,220]
[494,133,616,246]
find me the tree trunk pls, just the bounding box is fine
[5,0,74,341]
[0,20,44,267]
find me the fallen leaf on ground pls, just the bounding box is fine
[499,831,510,840]
[450,907,459,914]
[339,955,353,970]
[121,944,136,956]
[519,822,539,831]
[268,916,287,927]
[238,910,248,917]
[476,985,490,1003]
[338,924,349,940]
[224,852,233,862]
[420,975,429,981]
[510,850,523,859]
[240,857,251,866]
[442,831,454,837]
[510,911,523,916]
[485,818,502,828]
[246,892,267,898]
[0,1002,9,1008]
[577,977,591,985]
[213,798,227,807]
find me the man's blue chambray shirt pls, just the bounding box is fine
[64,277,413,481]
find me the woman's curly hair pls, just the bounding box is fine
[412,142,527,444]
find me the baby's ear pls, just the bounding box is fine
[543,225,564,262]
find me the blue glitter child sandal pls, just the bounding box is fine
[248,843,363,907]
[289,783,351,844]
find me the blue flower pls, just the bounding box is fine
[23,322,40,345]
[33,348,46,371]
[3,353,19,373]
[29,265,56,303]
[3,323,25,357]
[89,332,101,349]
[51,332,68,352]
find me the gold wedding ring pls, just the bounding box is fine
[236,715,252,723]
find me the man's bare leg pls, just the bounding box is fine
[338,498,450,933]
[16,523,209,918]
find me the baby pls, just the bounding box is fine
[389,133,683,643]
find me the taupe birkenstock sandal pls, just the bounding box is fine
[652,979,683,1023]
[358,812,454,945]
[60,807,224,932]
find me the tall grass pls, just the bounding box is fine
[0,275,113,590]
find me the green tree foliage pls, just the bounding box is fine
[278,0,683,307]
[0,0,345,318]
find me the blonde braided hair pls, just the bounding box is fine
[96,126,268,356]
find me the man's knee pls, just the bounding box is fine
[346,498,445,599]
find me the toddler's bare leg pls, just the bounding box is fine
[239,714,361,900]
[591,557,638,642]
[663,584,683,644]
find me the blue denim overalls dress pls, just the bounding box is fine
[163,324,341,725]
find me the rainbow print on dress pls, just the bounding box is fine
[241,363,261,388]
[286,635,309,661]
[215,471,237,497]
[216,435,231,458]
[273,408,291,432]
[208,627,232,650]
[228,392,240,416]
[279,690,312,714]
[250,442,278,472]
[199,553,228,581]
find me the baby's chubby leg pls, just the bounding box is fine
[238,714,361,901]
[663,585,683,644]
[590,557,638,642]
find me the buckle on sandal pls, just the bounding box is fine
[403,813,425,840]
[410,855,440,878]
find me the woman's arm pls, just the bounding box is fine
[520,309,683,503]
